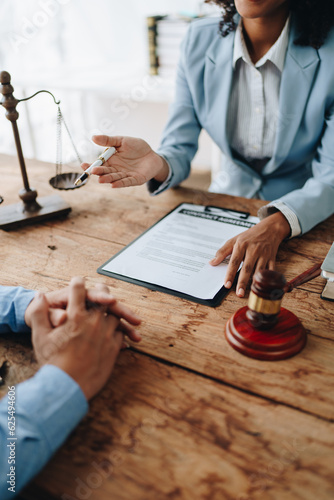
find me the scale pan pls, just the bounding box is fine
[49,173,88,190]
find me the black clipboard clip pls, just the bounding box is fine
[204,206,250,219]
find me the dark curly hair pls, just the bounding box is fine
[205,0,334,49]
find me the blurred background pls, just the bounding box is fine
[0,0,221,174]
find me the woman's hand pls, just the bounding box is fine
[81,135,169,188]
[210,212,291,297]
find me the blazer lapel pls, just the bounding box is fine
[202,20,320,178]
[203,32,263,180]
[203,33,234,157]
[263,22,320,175]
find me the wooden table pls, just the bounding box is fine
[1,154,334,500]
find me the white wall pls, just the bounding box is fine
[0,0,221,169]
[1,0,220,75]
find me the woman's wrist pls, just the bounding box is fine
[271,211,291,240]
[152,154,170,183]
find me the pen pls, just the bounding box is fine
[74,147,116,186]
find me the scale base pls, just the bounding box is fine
[225,306,307,361]
[0,195,71,230]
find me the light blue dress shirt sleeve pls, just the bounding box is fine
[0,365,88,498]
[0,286,36,334]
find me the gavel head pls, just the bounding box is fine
[246,269,286,330]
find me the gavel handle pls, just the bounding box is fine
[284,263,322,293]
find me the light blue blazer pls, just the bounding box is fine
[157,16,334,235]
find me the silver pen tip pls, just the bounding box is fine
[74,178,82,186]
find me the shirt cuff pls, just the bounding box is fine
[13,289,36,333]
[147,155,173,196]
[257,201,302,238]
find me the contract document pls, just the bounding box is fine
[98,203,259,306]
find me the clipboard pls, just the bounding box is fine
[98,203,258,307]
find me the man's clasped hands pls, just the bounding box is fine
[25,277,142,400]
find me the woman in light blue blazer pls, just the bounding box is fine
[85,0,334,297]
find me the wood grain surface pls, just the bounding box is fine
[1,154,334,500]
[22,351,334,500]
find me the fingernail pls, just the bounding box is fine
[225,281,232,289]
[210,258,217,265]
[237,288,245,297]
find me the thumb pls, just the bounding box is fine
[92,135,123,149]
[30,292,52,335]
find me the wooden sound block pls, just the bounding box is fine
[225,306,307,361]
[0,195,71,230]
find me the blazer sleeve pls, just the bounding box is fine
[153,24,203,193]
[268,101,334,234]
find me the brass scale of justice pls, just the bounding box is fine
[0,70,87,229]
[0,71,320,362]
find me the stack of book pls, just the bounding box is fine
[147,15,196,79]
[146,15,165,76]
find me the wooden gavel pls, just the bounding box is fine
[225,263,321,361]
[246,263,321,329]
